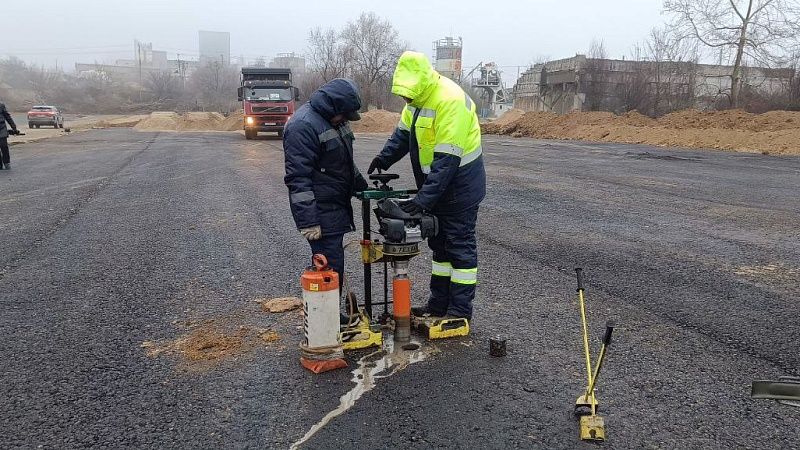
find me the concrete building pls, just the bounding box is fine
[514,55,795,115]
[199,30,231,66]
[269,52,306,74]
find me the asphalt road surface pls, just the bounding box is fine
[2,129,798,449]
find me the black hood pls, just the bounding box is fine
[309,78,362,121]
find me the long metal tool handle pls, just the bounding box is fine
[585,321,615,400]
[362,198,372,319]
[576,268,593,387]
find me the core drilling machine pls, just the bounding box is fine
[340,173,442,348]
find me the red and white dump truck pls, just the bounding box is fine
[237,67,299,139]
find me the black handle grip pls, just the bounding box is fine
[575,267,584,292]
[602,320,615,346]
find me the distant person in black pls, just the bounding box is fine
[0,101,18,170]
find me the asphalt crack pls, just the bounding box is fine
[0,133,160,281]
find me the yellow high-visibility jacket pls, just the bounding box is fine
[376,51,485,214]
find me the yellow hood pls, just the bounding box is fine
[391,51,438,106]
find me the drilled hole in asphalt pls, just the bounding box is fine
[402,343,420,351]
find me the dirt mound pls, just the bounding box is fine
[133,112,181,131]
[93,115,148,128]
[220,110,244,131]
[621,110,657,127]
[175,112,225,131]
[484,108,800,155]
[491,108,526,127]
[351,109,400,133]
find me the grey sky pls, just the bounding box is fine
[4,0,665,78]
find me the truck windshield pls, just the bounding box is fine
[244,88,293,102]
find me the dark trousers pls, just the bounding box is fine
[0,137,9,165]
[426,206,479,319]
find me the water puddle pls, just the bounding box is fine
[290,337,436,449]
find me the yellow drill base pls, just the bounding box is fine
[574,393,599,415]
[413,316,470,339]
[579,415,606,441]
[341,315,382,351]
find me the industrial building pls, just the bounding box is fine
[198,30,231,66]
[75,40,198,84]
[514,55,795,115]
[269,53,306,74]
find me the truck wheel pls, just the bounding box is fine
[245,129,256,140]
[59,121,64,129]
[28,123,32,129]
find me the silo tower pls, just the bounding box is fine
[433,37,463,82]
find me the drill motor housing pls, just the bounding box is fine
[375,198,438,245]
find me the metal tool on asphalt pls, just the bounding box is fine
[573,267,615,442]
[752,376,800,408]
[299,254,347,373]
[489,337,507,357]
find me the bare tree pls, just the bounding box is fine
[664,0,800,108]
[307,27,352,82]
[190,62,240,112]
[145,71,179,102]
[642,27,698,115]
[341,12,403,109]
[582,39,609,111]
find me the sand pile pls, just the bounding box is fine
[221,110,244,131]
[133,111,238,132]
[483,108,800,155]
[175,112,225,131]
[490,108,526,127]
[134,111,182,131]
[351,109,401,133]
[93,115,149,128]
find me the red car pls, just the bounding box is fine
[27,105,64,129]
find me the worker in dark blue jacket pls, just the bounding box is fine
[283,79,368,319]
[0,101,18,170]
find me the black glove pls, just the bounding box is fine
[367,157,385,174]
[400,200,423,215]
[355,175,369,192]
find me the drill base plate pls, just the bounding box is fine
[579,415,606,441]
[341,315,383,351]
[412,316,470,339]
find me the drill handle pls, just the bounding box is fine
[602,320,615,346]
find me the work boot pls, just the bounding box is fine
[4,163,10,170]
[411,305,445,318]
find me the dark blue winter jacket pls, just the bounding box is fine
[283,79,368,236]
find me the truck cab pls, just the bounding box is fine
[238,67,299,140]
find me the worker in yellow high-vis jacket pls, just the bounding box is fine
[367,51,486,321]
